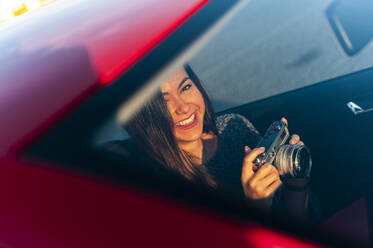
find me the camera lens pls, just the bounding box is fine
[275,145,312,178]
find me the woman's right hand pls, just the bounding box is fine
[241,147,282,200]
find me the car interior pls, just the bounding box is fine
[25,65,373,248]
[21,0,373,247]
[90,64,373,246]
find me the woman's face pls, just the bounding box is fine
[161,68,206,144]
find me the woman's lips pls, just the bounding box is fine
[175,112,198,130]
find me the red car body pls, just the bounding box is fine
[0,0,322,247]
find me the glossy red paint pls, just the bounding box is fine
[245,227,321,248]
[0,0,208,157]
[0,156,319,248]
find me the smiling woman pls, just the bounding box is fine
[125,65,219,187]
[124,64,311,221]
[161,68,206,141]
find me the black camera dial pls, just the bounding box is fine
[254,153,266,166]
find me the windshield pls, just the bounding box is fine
[191,0,373,111]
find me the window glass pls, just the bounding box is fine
[26,1,373,246]
[191,0,373,111]
[113,0,373,244]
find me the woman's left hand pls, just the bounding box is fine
[281,117,304,146]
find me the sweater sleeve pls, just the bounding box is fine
[276,178,310,221]
[217,113,261,146]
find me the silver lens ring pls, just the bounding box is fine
[275,145,312,177]
[294,145,312,177]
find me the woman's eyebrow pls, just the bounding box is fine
[162,77,190,96]
[178,77,190,89]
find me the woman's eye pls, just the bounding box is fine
[181,83,192,92]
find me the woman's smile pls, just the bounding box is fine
[175,112,199,130]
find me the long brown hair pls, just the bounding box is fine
[125,65,218,187]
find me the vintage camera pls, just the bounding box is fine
[254,121,312,178]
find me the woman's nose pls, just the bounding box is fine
[174,97,190,114]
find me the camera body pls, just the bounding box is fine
[254,121,289,166]
[254,121,311,178]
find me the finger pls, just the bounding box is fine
[252,164,259,172]
[245,146,257,171]
[250,171,279,194]
[263,179,282,198]
[244,145,251,155]
[289,134,300,145]
[245,146,259,171]
[242,147,265,182]
[250,163,277,184]
[243,147,265,165]
[260,171,280,188]
[298,141,304,146]
[281,117,288,126]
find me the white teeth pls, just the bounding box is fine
[176,113,195,126]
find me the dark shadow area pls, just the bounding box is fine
[285,48,322,68]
